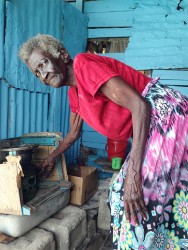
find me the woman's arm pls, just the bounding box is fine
[100,76,151,225]
[38,112,83,179]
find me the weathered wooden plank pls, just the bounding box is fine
[84,0,138,13]
[126,46,187,58]
[129,38,180,49]
[135,14,188,26]
[152,70,188,81]
[87,11,134,27]
[125,55,184,70]
[158,80,188,88]
[169,86,188,96]
[88,27,132,38]
[131,22,185,31]
[32,145,67,181]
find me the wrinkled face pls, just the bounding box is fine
[27,48,66,88]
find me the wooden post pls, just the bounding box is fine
[76,0,83,12]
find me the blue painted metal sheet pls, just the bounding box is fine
[63,3,88,59]
[0,0,4,78]
[1,1,88,166]
[0,80,49,140]
[0,80,8,139]
[4,0,64,93]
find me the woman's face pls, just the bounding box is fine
[27,48,67,88]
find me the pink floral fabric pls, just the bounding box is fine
[109,80,188,249]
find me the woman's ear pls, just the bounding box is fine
[60,49,70,63]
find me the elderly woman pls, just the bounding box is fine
[19,34,188,249]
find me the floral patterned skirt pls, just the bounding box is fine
[108,80,188,250]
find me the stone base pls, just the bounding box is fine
[38,205,87,250]
[0,228,55,250]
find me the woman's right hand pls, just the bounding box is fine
[37,157,56,180]
[124,167,147,226]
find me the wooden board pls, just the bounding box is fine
[0,156,23,215]
[32,145,68,181]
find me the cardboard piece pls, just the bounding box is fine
[0,156,24,215]
[68,166,98,205]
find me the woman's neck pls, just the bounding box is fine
[65,60,77,87]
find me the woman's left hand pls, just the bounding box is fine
[37,157,56,180]
[124,168,148,226]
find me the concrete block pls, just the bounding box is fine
[0,228,55,250]
[38,205,87,250]
[87,218,96,240]
[97,189,111,231]
[0,189,70,237]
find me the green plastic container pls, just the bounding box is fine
[111,157,122,170]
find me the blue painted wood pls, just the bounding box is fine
[169,86,188,96]
[82,0,188,152]
[21,137,57,146]
[87,11,134,28]
[125,55,184,70]
[158,79,188,86]
[88,27,132,38]
[75,0,83,12]
[84,0,138,13]
[123,1,188,70]
[152,70,188,81]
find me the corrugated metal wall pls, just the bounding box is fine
[0,0,4,78]
[0,0,88,166]
[0,80,49,139]
[81,0,188,150]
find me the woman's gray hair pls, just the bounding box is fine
[19,34,65,63]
